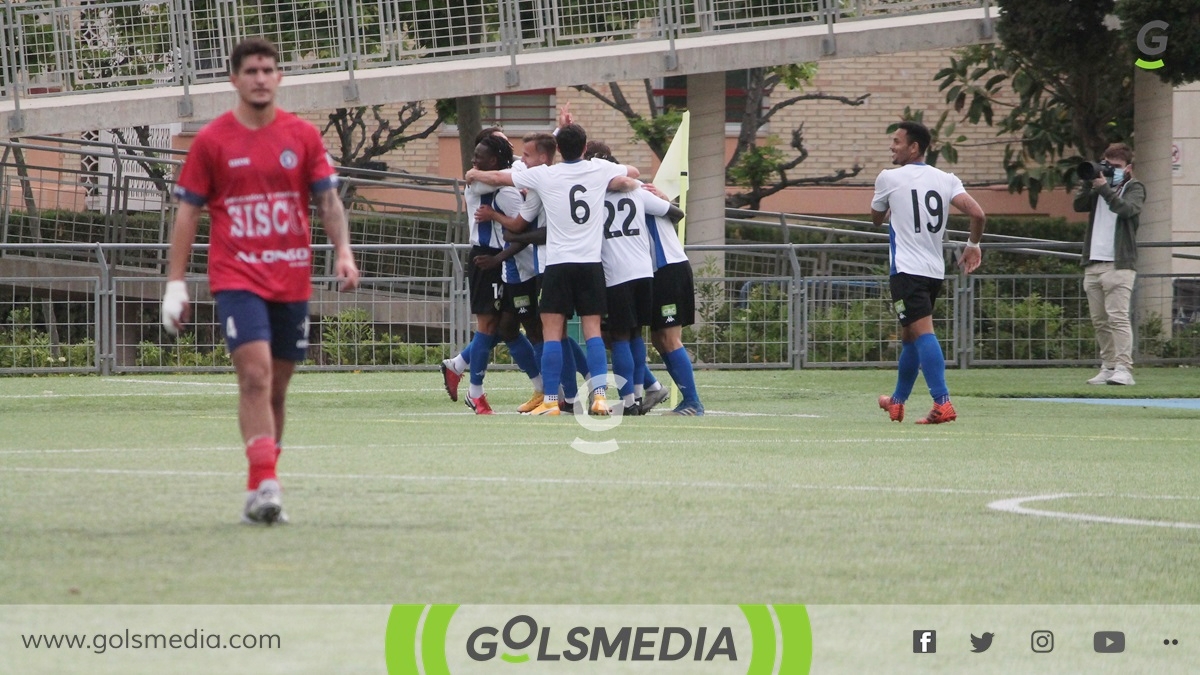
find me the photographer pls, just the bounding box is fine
[1073,143,1144,386]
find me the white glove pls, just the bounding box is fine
[161,280,189,336]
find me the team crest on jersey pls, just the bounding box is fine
[279,149,299,169]
[513,295,531,310]
[661,303,677,318]
[894,299,906,319]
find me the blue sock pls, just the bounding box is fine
[892,340,920,403]
[630,336,649,395]
[612,340,634,398]
[468,332,495,386]
[585,337,609,394]
[506,334,540,379]
[643,367,659,389]
[540,340,563,401]
[915,333,949,403]
[568,338,589,378]
[533,340,544,364]
[664,347,699,405]
[559,338,578,396]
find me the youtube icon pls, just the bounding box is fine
[1094,631,1126,654]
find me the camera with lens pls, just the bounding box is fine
[1077,159,1115,181]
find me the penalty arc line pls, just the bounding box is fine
[987,494,1200,530]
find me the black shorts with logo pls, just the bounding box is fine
[889,272,943,327]
[651,261,696,330]
[540,262,606,317]
[502,276,540,322]
[605,277,654,334]
[468,245,504,315]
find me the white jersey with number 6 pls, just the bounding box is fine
[871,163,965,280]
[601,186,670,287]
[511,158,629,266]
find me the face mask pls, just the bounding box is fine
[1111,168,1125,185]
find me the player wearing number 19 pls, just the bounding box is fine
[871,121,985,425]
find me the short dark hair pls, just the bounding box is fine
[1103,142,1134,165]
[584,140,618,164]
[230,38,278,74]
[478,134,514,170]
[897,121,932,157]
[555,123,587,161]
[522,132,557,162]
[475,126,505,146]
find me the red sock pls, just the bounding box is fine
[245,436,278,490]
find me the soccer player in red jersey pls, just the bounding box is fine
[160,37,359,524]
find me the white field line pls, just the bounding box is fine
[0,437,943,456]
[3,465,1199,506]
[988,494,1200,530]
[0,387,529,399]
[0,465,1029,494]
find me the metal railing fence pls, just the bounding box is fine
[3,241,1199,375]
[0,0,988,104]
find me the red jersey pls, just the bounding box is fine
[174,110,337,302]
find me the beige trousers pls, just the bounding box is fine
[1083,262,1137,370]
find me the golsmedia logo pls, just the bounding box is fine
[1135,20,1168,70]
[385,604,811,674]
[466,614,736,663]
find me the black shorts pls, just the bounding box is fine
[889,272,943,327]
[605,277,654,334]
[651,261,696,330]
[502,277,540,322]
[468,245,504,315]
[540,262,606,317]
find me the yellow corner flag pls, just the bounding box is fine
[652,111,689,410]
[652,110,689,244]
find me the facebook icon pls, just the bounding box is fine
[913,630,937,654]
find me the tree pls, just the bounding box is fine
[323,103,448,174]
[1115,0,1200,86]
[575,64,869,210]
[724,65,868,209]
[934,0,1133,206]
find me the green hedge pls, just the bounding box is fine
[0,308,95,369]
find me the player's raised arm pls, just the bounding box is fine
[608,175,640,192]
[465,168,516,187]
[314,187,360,291]
[476,204,529,233]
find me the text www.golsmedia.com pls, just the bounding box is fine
[22,629,280,654]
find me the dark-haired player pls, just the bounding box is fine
[161,38,359,524]
[467,124,640,416]
[872,121,986,424]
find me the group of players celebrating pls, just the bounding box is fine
[438,119,704,417]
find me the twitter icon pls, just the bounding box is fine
[971,633,995,653]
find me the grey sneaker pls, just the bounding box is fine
[1106,367,1135,386]
[1087,368,1115,385]
[242,479,287,525]
[639,386,671,414]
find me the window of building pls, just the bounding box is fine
[658,70,755,124]
[483,89,556,129]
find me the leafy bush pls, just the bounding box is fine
[136,334,229,368]
[974,284,1094,360]
[1138,313,1200,359]
[807,300,899,363]
[0,308,96,369]
[317,308,462,367]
